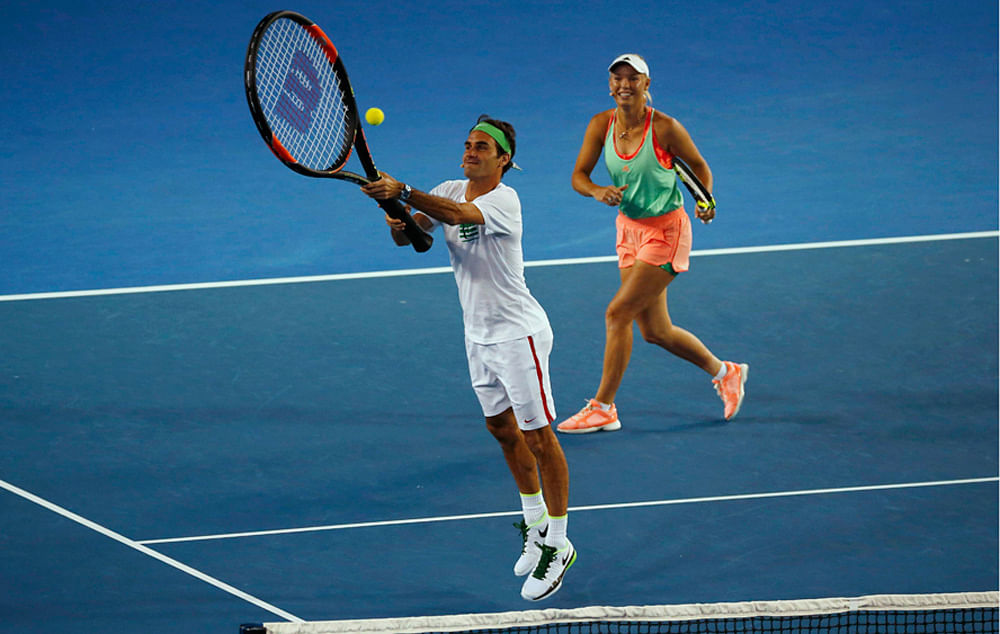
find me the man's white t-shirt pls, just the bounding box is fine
[423,179,550,345]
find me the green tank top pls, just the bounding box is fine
[604,108,684,219]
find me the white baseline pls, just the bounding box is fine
[1,231,996,303]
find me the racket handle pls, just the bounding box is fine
[378,197,433,252]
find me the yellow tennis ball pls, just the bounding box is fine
[365,107,384,126]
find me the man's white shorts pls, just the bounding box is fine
[465,326,556,431]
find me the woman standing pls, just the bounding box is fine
[557,54,748,434]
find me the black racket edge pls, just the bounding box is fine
[673,157,715,224]
[243,11,432,253]
[672,157,713,206]
[243,11,342,179]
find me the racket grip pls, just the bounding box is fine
[378,198,433,253]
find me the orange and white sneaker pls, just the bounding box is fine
[556,399,622,434]
[713,361,749,420]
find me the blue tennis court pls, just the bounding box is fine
[2,235,996,632]
[0,0,996,632]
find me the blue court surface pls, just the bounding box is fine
[0,0,997,632]
[1,235,996,632]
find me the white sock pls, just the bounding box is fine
[594,400,612,411]
[713,363,728,381]
[545,514,568,549]
[520,491,547,526]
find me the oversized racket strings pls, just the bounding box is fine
[244,10,433,251]
[255,18,352,172]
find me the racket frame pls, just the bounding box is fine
[672,156,715,224]
[244,11,432,251]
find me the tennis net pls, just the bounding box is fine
[241,591,998,633]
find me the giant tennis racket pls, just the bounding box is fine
[673,156,716,224]
[244,11,432,252]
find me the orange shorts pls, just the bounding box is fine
[615,208,692,273]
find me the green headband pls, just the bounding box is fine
[471,122,512,155]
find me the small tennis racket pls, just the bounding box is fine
[244,10,432,252]
[673,156,716,224]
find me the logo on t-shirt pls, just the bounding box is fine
[458,223,480,242]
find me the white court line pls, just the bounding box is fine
[136,476,998,545]
[0,478,304,624]
[526,230,1000,268]
[1,230,996,303]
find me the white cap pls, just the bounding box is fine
[608,53,650,77]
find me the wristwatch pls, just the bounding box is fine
[399,183,412,202]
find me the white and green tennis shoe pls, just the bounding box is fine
[520,539,576,601]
